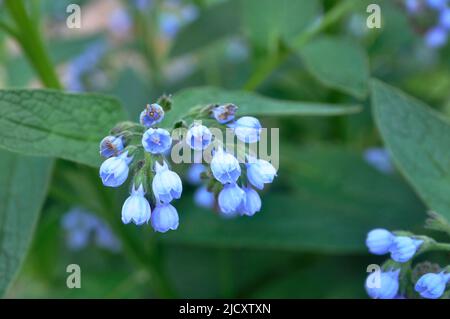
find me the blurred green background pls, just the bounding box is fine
[1,0,449,298]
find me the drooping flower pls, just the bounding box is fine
[142,128,172,154]
[415,272,450,299]
[99,135,124,158]
[218,183,245,215]
[194,186,215,209]
[389,236,424,263]
[366,228,395,255]
[211,103,238,124]
[121,184,151,225]
[229,116,262,143]
[99,151,132,187]
[365,269,400,299]
[186,124,212,151]
[239,186,261,216]
[151,203,179,233]
[246,158,277,190]
[210,148,241,184]
[152,161,183,203]
[140,103,165,127]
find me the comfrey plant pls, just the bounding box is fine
[98,96,277,232]
[364,211,450,299]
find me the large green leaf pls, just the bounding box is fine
[0,150,53,296]
[170,0,241,57]
[241,0,320,50]
[299,36,370,98]
[0,89,126,167]
[165,86,361,126]
[372,80,450,219]
[161,146,425,253]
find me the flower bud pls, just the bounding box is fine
[210,148,241,184]
[365,269,400,299]
[99,135,124,158]
[187,164,206,185]
[415,272,450,299]
[366,228,394,255]
[142,128,172,154]
[389,236,423,263]
[212,103,238,124]
[229,116,261,143]
[152,161,183,203]
[121,184,151,225]
[140,103,164,127]
[186,124,212,151]
[151,203,179,233]
[194,186,215,209]
[239,187,261,216]
[246,158,277,190]
[218,183,245,215]
[99,151,132,187]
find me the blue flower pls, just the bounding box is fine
[363,148,393,174]
[194,186,215,209]
[229,116,262,143]
[389,236,423,263]
[142,128,172,154]
[238,186,261,216]
[99,135,124,158]
[186,124,212,150]
[212,103,238,124]
[426,0,448,10]
[246,158,277,190]
[439,8,450,29]
[140,103,165,127]
[152,161,183,203]
[415,272,450,299]
[365,269,400,299]
[151,203,179,233]
[366,228,395,255]
[99,151,132,187]
[210,148,241,184]
[218,183,245,215]
[121,185,151,225]
[108,9,132,37]
[405,0,421,14]
[425,27,448,48]
[187,164,206,185]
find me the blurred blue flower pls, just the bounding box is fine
[365,269,400,299]
[363,147,393,174]
[186,124,212,151]
[229,116,262,143]
[142,128,172,154]
[405,0,421,14]
[389,236,423,263]
[239,186,261,216]
[140,103,165,127]
[194,186,215,209]
[218,183,245,215]
[187,164,206,185]
[99,151,132,187]
[160,12,181,39]
[210,148,241,184]
[152,161,183,203]
[211,103,238,124]
[366,228,395,255]
[134,0,153,10]
[151,203,179,233]
[439,8,450,29]
[425,26,448,48]
[426,0,448,10]
[415,272,450,299]
[109,9,132,37]
[99,135,124,158]
[121,184,151,225]
[246,158,277,190]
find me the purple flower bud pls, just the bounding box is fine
[415,272,450,299]
[212,103,238,124]
[99,135,124,158]
[366,228,394,255]
[140,103,165,127]
[365,269,400,299]
[389,236,423,263]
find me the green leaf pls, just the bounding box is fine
[0,89,126,167]
[0,150,53,296]
[241,0,320,50]
[170,0,241,57]
[165,86,361,126]
[299,36,370,98]
[161,146,425,253]
[372,80,450,220]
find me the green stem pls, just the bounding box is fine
[243,0,359,91]
[4,0,61,89]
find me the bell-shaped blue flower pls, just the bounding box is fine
[389,236,423,263]
[99,135,124,158]
[218,183,245,215]
[415,272,450,299]
[366,228,394,255]
[229,116,262,143]
[365,269,400,299]
[194,186,215,209]
[212,103,237,124]
[152,161,182,203]
[121,184,151,225]
[210,148,241,184]
[99,151,132,187]
[151,203,179,233]
[142,128,172,154]
[187,164,206,185]
[186,124,212,150]
[239,187,261,216]
[140,103,164,127]
[246,158,277,190]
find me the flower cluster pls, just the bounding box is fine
[98,97,277,232]
[364,224,450,299]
